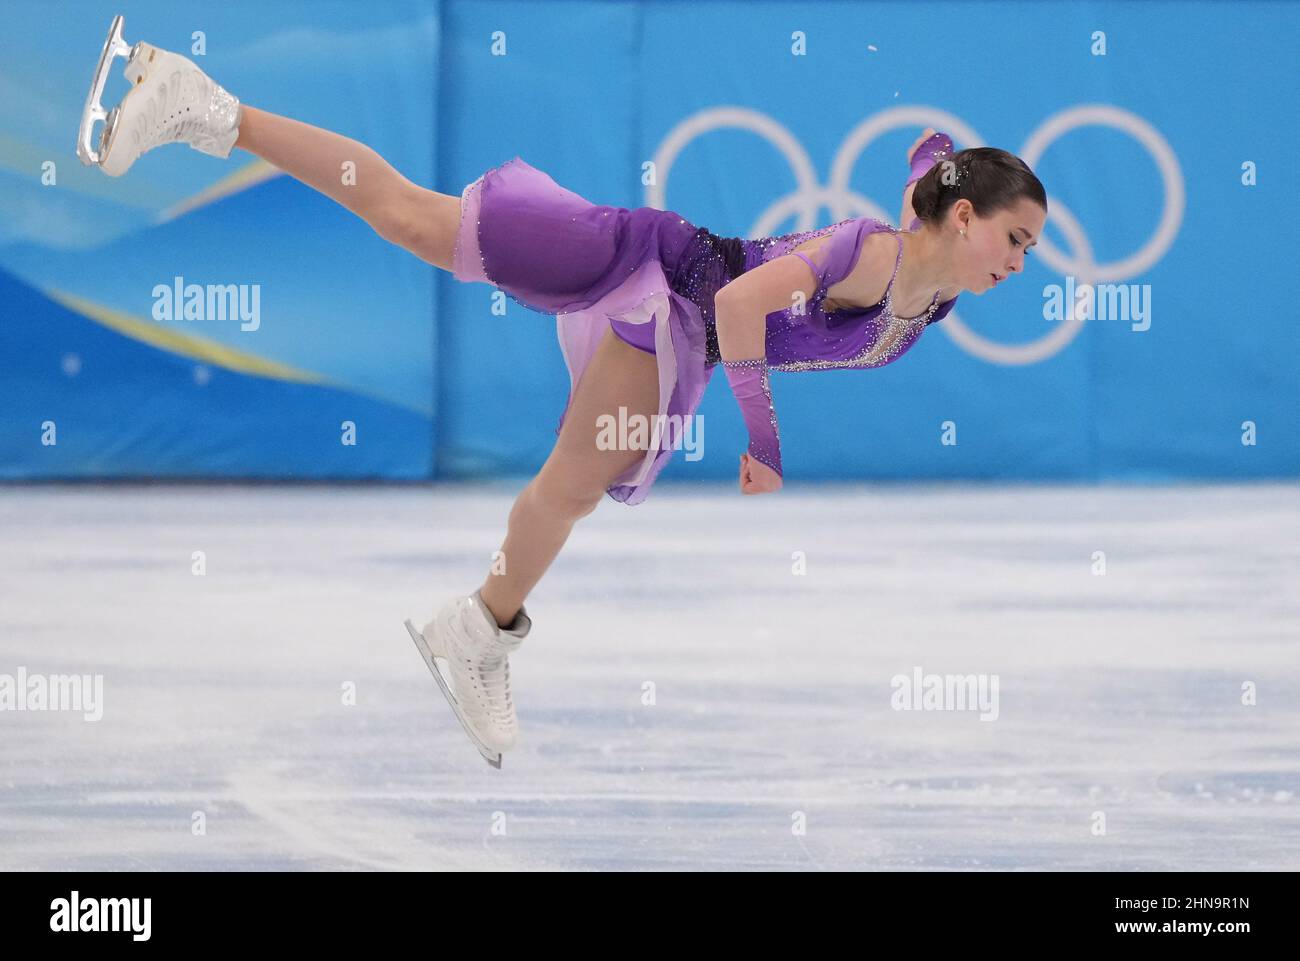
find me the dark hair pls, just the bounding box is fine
[911,147,1046,226]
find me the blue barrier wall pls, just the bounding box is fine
[2,0,1297,483]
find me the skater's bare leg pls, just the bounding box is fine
[234,105,460,269]
[478,329,659,628]
[232,109,658,627]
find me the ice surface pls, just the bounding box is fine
[1,482,1297,870]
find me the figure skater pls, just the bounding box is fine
[81,29,1047,766]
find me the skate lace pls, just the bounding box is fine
[457,646,515,727]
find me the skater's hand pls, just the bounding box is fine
[907,128,938,165]
[739,453,783,495]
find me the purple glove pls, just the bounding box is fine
[722,357,782,476]
[906,131,955,187]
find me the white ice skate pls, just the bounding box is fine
[77,15,241,177]
[404,590,531,769]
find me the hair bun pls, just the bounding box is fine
[910,147,1046,228]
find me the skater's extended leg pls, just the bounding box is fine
[234,105,461,269]
[83,30,461,264]
[477,329,660,628]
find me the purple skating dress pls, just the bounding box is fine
[452,157,959,504]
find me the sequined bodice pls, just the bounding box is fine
[667,217,955,370]
[663,227,743,365]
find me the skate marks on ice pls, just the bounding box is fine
[505,669,1300,870]
[222,762,523,872]
[1,483,1298,869]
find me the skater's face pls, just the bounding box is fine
[955,198,1047,294]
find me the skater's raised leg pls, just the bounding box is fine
[233,106,462,270]
[84,26,462,269]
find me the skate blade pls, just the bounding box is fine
[404,619,503,770]
[77,15,132,166]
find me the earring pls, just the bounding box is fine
[959,228,966,237]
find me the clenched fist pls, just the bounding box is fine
[739,452,782,495]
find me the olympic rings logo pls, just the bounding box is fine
[646,105,1184,365]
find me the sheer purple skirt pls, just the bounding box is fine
[452,157,715,505]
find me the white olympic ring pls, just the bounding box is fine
[647,104,1183,366]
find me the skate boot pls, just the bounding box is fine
[77,16,242,177]
[404,590,531,768]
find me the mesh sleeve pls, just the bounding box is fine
[784,218,871,306]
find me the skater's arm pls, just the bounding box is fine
[714,257,818,360]
[712,237,893,484]
[713,259,821,483]
[902,128,953,230]
[716,230,895,335]
[900,181,919,232]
